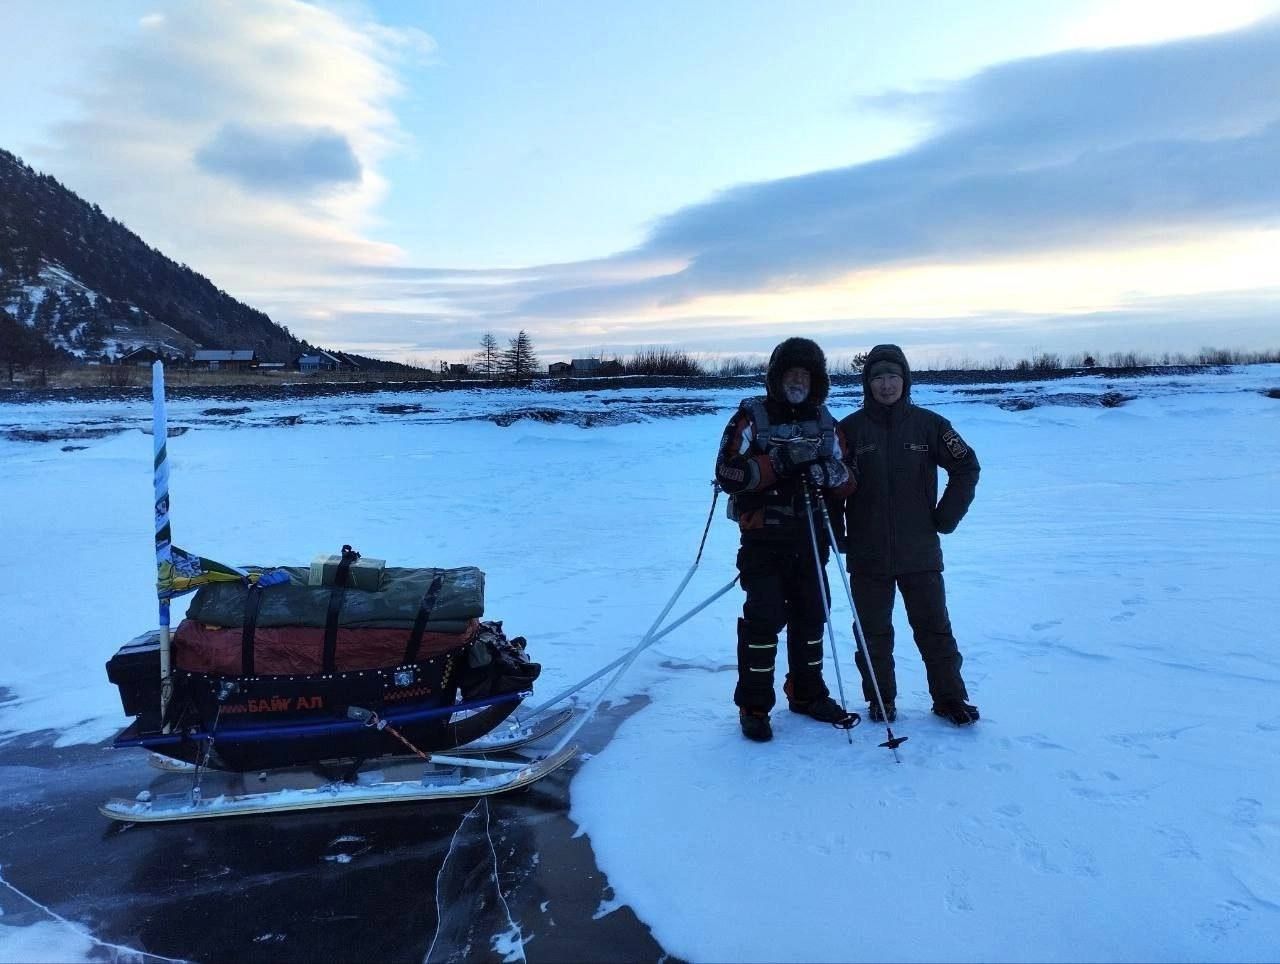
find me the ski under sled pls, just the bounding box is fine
[101,742,579,823]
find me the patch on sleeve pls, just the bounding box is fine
[942,428,969,460]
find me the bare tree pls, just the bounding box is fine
[501,330,539,381]
[473,332,501,377]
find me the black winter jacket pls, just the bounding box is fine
[838,344,979,576]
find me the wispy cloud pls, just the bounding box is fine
[32,0,430,296]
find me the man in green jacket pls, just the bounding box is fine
[838,344,981,726]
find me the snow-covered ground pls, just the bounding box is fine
[1,367,1278,962]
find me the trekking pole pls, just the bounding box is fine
[546,483,725,755]
[812,494,907,758]
[799,479,857,743]
[527,576,738,717]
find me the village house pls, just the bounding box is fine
[117,346,165,367]
[192,349,256,371]
[568,358,624,377]
[118,346,188,367]
[296,351,360,373]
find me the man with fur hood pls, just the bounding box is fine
[714,337,858,742]
[838,344,981,726]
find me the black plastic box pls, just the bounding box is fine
[105,630,162,717]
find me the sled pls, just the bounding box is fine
[101,363,578,822]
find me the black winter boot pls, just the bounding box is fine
[739,710,773,742]
[788,695,855,725]
[868,701,897,723]
[932,699,980,726]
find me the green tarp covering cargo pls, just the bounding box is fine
[185,565,485,634]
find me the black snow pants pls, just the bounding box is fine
[734,540,831,713]
[850,570,968,705]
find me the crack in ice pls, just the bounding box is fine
[484,798,527,963]
[424,801,483,963]
[0,864,190,963]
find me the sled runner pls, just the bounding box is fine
[101,363,578,822]
[101,743,580,824]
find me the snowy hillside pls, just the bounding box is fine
[1,261,199,361]
[0,367,1277,962]
[0,147,301,363]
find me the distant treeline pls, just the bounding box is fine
[567,345,1280,377]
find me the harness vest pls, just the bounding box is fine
[727,397,837,524]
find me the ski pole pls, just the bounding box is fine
[546,483,724,755]
[813,495,907,757]
[526,576,739,717]
[799,478,856,743]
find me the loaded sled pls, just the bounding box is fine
[106,559,544,772]
[101,365,577,823]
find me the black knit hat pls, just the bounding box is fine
[866,359,904,380]
[861,344,912,401]
[766,337,829,404]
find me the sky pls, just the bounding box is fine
[0,367,1278,960]
[1,0,1279,366]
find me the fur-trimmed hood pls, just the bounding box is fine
[766,337,830,405]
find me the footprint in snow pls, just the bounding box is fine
[1231,797,1262,829]
[945,869,974,913]
[1018,733,1067,750]
[1196,899,1251,942]
[1155,825,1202,861]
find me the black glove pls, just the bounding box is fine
[807,458,849,490]
[769,439,820,477]
[933,509,958,534]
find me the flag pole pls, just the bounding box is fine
[152,361,174,728]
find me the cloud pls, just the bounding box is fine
[195,122,361,195]
[32,0,430,294]
[22,3,1279,363]
[478,17,1280,321]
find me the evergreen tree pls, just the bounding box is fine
[11,291,34,326]
[32,291,60,336]
[0,311,45,380]
[501,330,539,381]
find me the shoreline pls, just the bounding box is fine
[0,362,1239,406]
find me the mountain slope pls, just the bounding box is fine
[0,147,301,362]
